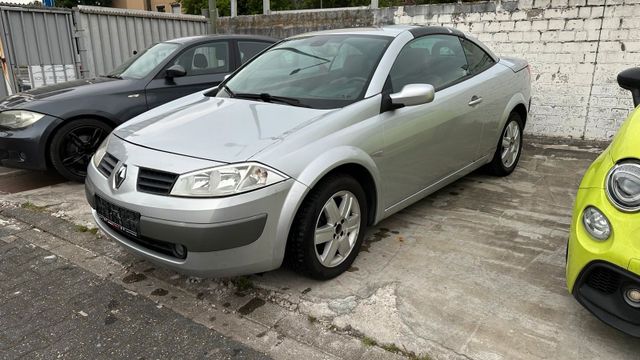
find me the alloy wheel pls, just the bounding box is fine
[314,190,361,268]
[60,126,105,178]
[501,120,521,168]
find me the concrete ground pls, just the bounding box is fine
[1,138,639,359]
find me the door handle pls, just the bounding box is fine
[468,96,483,106]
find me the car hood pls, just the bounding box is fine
[0,77,131,110]
[114,95,333,163]
[609,106,640,162]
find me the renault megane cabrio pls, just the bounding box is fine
[85,26,531,279]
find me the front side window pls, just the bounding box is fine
[461,39,495,76]
[109,42,180,79]
[171,42,229,76]
[222,35,392,109]
[389,34,468,92]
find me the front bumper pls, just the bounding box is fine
[567,185,640,336]
[573,261,640,337]
[85,139,308,277]
[0,115,62,170]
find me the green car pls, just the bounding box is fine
[567,67,640,336]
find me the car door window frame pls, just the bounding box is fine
[387,34,499,95]
[154,40,237,80]
[459,37,497,77]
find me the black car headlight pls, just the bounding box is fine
[0,110,45,129]
[606,160,640,212]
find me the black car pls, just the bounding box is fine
[0,34,275,181]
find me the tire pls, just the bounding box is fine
[286,174,368,280]
[486,112,524,176]
[49,119,112,182]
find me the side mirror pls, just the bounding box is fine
[389,84,435,108]
[617,67,640,107]
[165,64,186,79]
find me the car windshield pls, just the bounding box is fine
[108,42,180,80]
[221,35,392,109]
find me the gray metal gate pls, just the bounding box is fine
[0,5,79,97]
[74,6,207,79]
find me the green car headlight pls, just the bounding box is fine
[582,206,611,241]
[0,110,45,129]
[606,160,640,212]
[170,162,288,197]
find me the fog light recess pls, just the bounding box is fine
[173,244,187,259]
[624,287,640,308]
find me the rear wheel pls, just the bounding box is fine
[49,119,112,182]
[487,112,523,176]
[286,174,368,280]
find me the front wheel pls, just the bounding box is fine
[286,174,368,280]
[487,112,523,176]
[49,119,112,182]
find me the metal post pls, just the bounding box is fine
[231,0,237,17]
[263,0,270,15]
[208,0,217,34]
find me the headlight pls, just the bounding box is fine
[582,206,611,241]
[0,110,45,129]
[92,136,110,168]
[170,162,288,197]
[606,160,640,212]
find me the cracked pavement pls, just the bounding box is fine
[1,138,640,359]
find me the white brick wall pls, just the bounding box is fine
[391,0,639,140]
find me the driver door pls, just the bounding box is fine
[144,41,233,109]
[377,34,485,209]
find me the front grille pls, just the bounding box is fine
[137,168,178,195]
[97,153,118,177]
[586,266,622,294]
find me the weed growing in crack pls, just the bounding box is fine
[307,315,317,323]
[21,202,46,212]
[74,225,99,235]
[233,276,254,292]
[361,336,377,347]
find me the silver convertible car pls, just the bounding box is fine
[85,26,531,279]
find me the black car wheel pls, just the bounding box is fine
[286,174,368,280]
[487,111,524,176]
[50,119,112,182]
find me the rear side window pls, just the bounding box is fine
[460,39,495,76]
[389,34,468,92]
[238,41,271,64]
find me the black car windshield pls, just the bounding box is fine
[221,35,392,109]
[108,42,180,79]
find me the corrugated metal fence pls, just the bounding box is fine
[74,6,207,78]
[0,4,206,97]
[0,6,79,98]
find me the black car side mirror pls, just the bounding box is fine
[165,64,186,80]
[617,67,640,107]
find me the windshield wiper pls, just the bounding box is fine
[103,74,122,79]
[272,47,330,63]
[234,92,309,108]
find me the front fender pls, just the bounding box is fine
[271,146,384,267]
[295,146,384,221]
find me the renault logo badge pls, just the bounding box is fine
[113,164,127,190]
